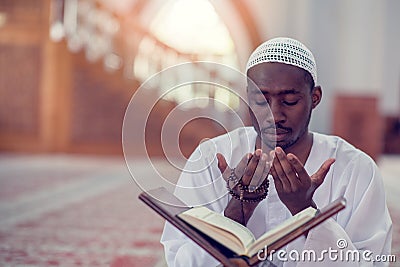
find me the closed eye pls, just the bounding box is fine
[255,100,268,105]
[283,101,298,106]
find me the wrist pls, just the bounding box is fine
[224,198,245,225]
[224,198,258,225]
[288,200,316,215]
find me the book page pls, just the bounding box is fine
[179,207,256,253]
[248,207,316,256]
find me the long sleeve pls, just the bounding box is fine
[160,142,230,267]
[160,128,258,267]
[161,221,221,267]
[281,152,392,267]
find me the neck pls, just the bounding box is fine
[284,131,313,165]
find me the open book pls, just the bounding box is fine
[178,206,316,258]
[139,187,346,267]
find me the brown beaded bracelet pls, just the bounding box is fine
[240,181,269,194]
[228,188,268,203]
[225,167,270,203]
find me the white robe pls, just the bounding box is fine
[160,127,392,266]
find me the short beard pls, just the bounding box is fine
[262,108,312,150]
[278,135,298,150]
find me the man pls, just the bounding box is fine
[161,37,392,266]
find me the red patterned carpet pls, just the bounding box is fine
[0,155,167,267]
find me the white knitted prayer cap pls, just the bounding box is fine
[246,37,317,85]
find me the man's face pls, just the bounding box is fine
[247,62,316,150]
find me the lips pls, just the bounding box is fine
[262,128,290,142]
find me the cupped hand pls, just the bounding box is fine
[217,150,271,225]
[270,147,335,215]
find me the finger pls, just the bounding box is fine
[311,158,335,188]
[263,150,274,176]
[275,147,301,191]
[235,153,252,178]
[216,153,228,174]
[272,149,293,192]
[249,152,268,190]
[270,163,283,192]
[287,153,310,185]
[269,150,283,192]
[242,149,261,185]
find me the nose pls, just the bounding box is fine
[268,100,286,124]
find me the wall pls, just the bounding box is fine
[244,0,400,134]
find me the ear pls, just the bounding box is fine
[311,86,322,109]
